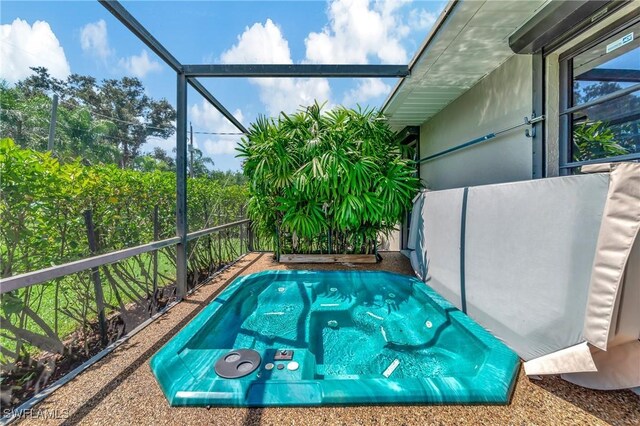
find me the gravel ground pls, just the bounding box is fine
[15,252,640,426]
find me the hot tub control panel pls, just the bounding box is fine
[253,348,312,379]
[274,349,294,360]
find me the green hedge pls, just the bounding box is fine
[0,138,248,374]
[0,138,247,277]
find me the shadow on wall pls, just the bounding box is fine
[421,54,533,190]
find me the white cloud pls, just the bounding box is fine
[220,19,331,116]
[80,19,113,61]
[305,0,411,64]
[190,100,245,133]
[408,8,438,31]
[79,20,160,78]
[216,0,441,116]
[343,78,391,106]
[202,139,238,156]
[118,50,162,78]
[190,99,245,156]
[255,77,331,116]
[0,18,70,83]
[220,19,292,65]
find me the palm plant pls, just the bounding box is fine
[573,120,627,161]
[237,102,420,257]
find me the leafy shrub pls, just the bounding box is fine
[237,103,420,255]
[0,137,247,277]
[573,121,627,161]
[0,138,247,371]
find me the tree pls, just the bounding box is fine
[8,68,177,168]
[151,147,176,169]
[15,66,65,98]
[209,169,247,186]
[188,146,215,177]
[56,105,118,164]
[1,79,117,163]
[88,77,175,168]
[0,80,50,149]
[133,147,175,172]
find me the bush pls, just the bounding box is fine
[0,137,247,370]
[0,138,247,276]
[237,103,420,255]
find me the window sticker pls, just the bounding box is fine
[606,32,634,53]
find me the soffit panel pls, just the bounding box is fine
[384,0,550,130]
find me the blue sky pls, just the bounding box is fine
[1,0,444,170]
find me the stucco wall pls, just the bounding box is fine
[419,54,533,190]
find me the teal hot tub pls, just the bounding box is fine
[150,270,519,406]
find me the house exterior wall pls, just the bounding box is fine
[544,2,639,178]
[545,51,561,177]
[418,54,533,190]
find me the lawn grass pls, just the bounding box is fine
[0,234,246,364]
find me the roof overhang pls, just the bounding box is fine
[509,0,628,54]
[382,0,550,130]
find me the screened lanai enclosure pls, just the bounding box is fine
[0,0,415,414]
[1,0,639,423]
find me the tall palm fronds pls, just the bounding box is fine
[237,102,421,256]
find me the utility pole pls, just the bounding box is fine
[47,94,58,151]
[189,122,194,178]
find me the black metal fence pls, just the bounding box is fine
[0,218,254,410]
